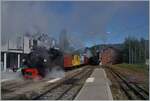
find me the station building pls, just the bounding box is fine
[99,47,122,65]
[1,36,31,72]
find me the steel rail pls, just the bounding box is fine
[109,69,134,99]
[109,68,149,100]
[32,67,92,100]
[56,68,93,100]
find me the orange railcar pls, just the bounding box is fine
[84,56,88,64]
[64,54,73,68]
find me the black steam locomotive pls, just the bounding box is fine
[21,47,63,79]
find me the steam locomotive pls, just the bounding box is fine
[21,47,99,79]
[21,47,63,79]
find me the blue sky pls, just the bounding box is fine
[2,1,149,47]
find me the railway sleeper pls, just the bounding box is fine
[33,68,93,100]
[57,70,93,100]
[56,69,92,100]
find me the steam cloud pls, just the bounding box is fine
[1,1,63,46]
[2,1,143,47]
[2,1,122,47]
[48,66,65,78]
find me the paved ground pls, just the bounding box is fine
[75,68,113,100]
[1,71,22,82]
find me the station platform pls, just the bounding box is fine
[75,68,113,100]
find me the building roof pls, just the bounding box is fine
[101,46,121,53]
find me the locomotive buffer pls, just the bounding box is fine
[75,68,113,100]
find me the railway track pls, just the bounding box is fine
[32,67,93,100]
[108,67,149,100]
[2,66,92,100]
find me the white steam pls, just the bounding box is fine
[47,66,65,78]
[85,49,93,58]
[1,1,63,46]
[2,1,138,47]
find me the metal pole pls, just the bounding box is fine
[129,42,130,64]
[23,34,24,53]
[4,52,7,71]
[132,47,134,64]
[17,54,20,68]
[144,40,146,63]
[135,46,136,64]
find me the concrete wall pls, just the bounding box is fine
[23,36,31,54]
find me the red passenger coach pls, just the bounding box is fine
[64,54,73,68]
[84,56,88,64]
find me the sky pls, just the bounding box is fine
[1,1,149,47]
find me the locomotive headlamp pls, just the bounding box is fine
[22,59,26,62]
[44,59,47,62]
